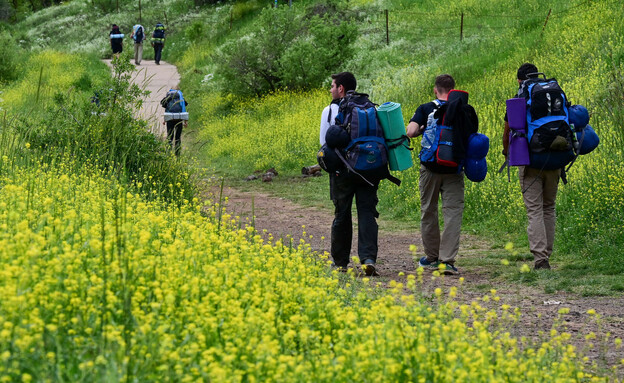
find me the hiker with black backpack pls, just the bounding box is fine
[406,74,479,276]
[131,23,145,65]
[502,63,570,270]
[318,72,384,277]
[160,87,189,157]
[151,23,166,65]
[109,24,124,57]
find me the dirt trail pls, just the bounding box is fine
[102,59,180,137]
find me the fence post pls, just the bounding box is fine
[385,9,389,45]
[460,12,464,41]
[138,0,142,23]
[541,8,552,35]
[164,11,168,27]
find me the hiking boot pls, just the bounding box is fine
[418,256,440,270]
[331,263,348,273]
[363,259,380,277]
[440,262,459,276]
[534,260,551,270]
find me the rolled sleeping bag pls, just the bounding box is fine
[569,104,590,129]
[465,158,487,182]
[466,132,489,159]
[164,112,189,121]
[576,124,599,155]
[317,144,342,173]
[110,34,125,39]
[464,133,489,182]
[506,97,530,166]
[376,102,413,171]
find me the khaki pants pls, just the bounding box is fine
[519,166,560,263]
[134,43,143,64]
[419,165,465,264]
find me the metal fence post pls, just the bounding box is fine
[460,12,464,41]
[385,9,389,45]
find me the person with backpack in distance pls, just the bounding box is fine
[109,24,124,57]
[319,72,382,276]
[502,63,572,270]
[130,23,145,65]
[160,87,188,157]
[406,74,478,276]
[151,23,166,65]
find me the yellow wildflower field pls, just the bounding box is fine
[0,160,611,381]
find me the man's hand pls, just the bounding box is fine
[406,121,423,138]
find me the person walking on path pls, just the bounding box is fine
[406,74,478,276]
[160,87,188,157]
[151,23,166,65]
[503,63,560,270]
[109,24,124,57]
[321,72,381,277]
[131,23,146,65]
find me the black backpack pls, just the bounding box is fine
[153,24,165,39]
[134,26,143,42]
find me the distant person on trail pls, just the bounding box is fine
[503,63,561,270]
[151,23,166,65]
[320,72,381,277]
[160,87,188,157]
[109,24,124,57]
[406,74,478,276]
[131,23,146,65]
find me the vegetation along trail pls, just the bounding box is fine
[103,59,180,137]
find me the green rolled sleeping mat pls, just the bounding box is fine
[377,102,413,171]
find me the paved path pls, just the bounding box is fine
[103,59,180,138]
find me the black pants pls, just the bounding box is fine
[153,43,163,64]
[166,120,183,156]
[330,173,379,267]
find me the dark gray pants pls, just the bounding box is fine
[166,120,183,156]
[330,173,379,267]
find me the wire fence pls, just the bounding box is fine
[367,0,596,43]
[146,0,605,43]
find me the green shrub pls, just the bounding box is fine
[0,31,19,83]
[213,5,356,97]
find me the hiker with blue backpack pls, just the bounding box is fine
[131,23,146,65]
[318,72,390,277]
[160,87,189,157]
[502,63,598,270]
[406,74,479,276]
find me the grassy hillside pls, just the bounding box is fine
[3,0,623,294]
[170,0,624,292]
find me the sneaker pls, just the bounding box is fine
[534,260,551,270]
[440,262,459,275]
[418,256,440,270]
[363,259,380,277]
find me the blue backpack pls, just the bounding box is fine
[419,90,475,170]
[419,99,454,166]
[332,91,400,186]
[521,73,575,170]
